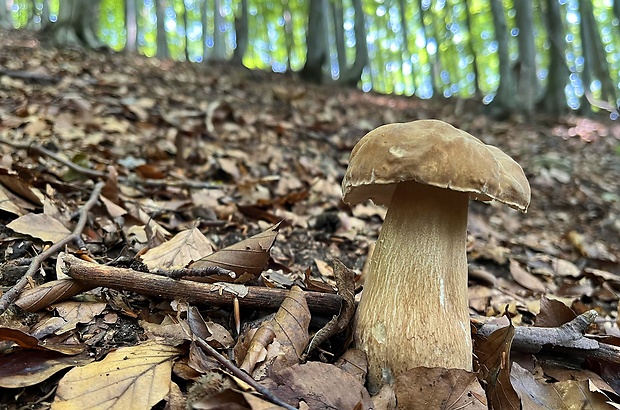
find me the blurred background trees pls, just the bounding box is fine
[4,0,619,119]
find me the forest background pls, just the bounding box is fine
[2,0,620,120]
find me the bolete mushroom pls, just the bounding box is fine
[342,119,530,393]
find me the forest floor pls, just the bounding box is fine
[0,29,620,409]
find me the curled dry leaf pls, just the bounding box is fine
[0,350,93,389]
[15,279,94,312]
[189,221,282,283]
[238,285,310,376]
[473,317,520,410]
[509,259,546,294]
[52,342,182,410]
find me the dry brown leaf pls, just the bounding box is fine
[0,184,30,215]
[52,342,182,410]
[263,361,373,409]
[0,173,44,206]
[7,213,71,243]
[334,349,368,385]
[15,279,94,312]
[509,259,546,294]
[141,226,216,270]
[53,300,107,334]
[0,350,93,388]
[511,362,616,409]
[189,221,281,282]
[534,295,576,327]
[187,306,234,349]
[239,286,310,376]
[393,367,487,409]
[473,317,520,409]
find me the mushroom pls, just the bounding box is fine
[342,119,530,393]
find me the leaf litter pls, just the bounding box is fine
[0,30,619,409]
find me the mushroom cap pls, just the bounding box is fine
[342,119,531,211]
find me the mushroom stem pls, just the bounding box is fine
[355,181,472,393]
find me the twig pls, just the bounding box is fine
[194,337,296,410]
[475,310,620,365]
[0,181,105,314]
[0,138,104,178]
[60,253,343,315]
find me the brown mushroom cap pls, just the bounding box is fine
[342,119,531,211]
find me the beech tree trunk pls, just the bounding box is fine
[41,0,103,49]
[156,0,169,59]
[338,0,369,86]
[0,1,11,29]
[331,0,347,72]
[541,0,570,116]
[489,0,516,118]
[398,0,416,92]
[579,0,619,114]
[416,0,437,94]
[125,0,138,52]
[300,0,329,83]
[462,0,481,96]
[232,0,248,64]
[514,0,538,117]
[212,0,226,60]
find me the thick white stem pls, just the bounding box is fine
[355,182,472,393]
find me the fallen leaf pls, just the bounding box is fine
[189,221,281,282]
[7,213,71,243]
[394,367,487,409]
[263,361,373,409]
[509,259,546,294]
[52,342,182,410]
[141,226,216,270]
[473,317,520,409]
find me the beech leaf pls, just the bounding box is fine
[52,342,182,410]
[188,221,282,282]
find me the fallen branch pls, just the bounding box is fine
[474,310,620,365]
[0,181,105,314]
[60,253,343,315]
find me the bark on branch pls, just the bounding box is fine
[59,253,343,315]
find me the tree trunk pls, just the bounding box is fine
[40,0,103,49]
[398,0,415,93]
[514,0,538,117]
[282,0,294,71]
[156,0,169,59]
[300,0,329,83]
[212,0,226,60]
[463,0,481,96]
[232,0,249,64]
[125,0,138,52]
[0,0,11,28]
[488,0,516,118]
[416,0,437,94]
[331,0,347,73]
[579,0,619,114]
[338,0,369,86]
[540,0,570,116]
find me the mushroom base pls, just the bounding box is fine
[354,182,472,393]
